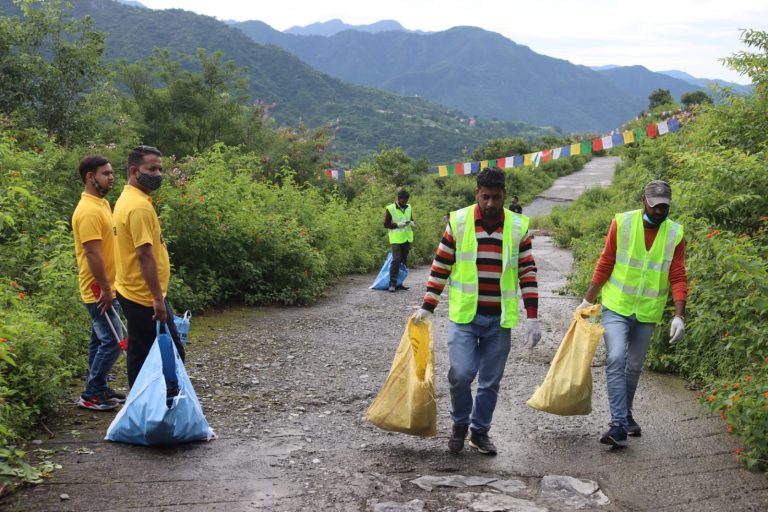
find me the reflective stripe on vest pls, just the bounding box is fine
[448,205,528,328]
[601,209,683,323]
[386,203,413,244]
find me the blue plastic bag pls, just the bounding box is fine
[106,322,215,445]
[174,310,192,346]
[370,252,408,290]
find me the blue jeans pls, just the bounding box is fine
[84,301,122,397]
[447,314,512,433]
[602,307,656,428]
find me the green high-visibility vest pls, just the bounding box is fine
[448,205,528,328]
[386,203,413,244]
[601,209,684,323]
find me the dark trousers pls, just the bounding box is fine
[117,293,186,387]
[390,242,411,285]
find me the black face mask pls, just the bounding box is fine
[137,170,163,191]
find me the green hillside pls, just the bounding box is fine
[0,0,553,164]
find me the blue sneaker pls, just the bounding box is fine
[600,424,627,447]
[627,414,642,437]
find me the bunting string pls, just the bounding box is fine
[323,111,688,181]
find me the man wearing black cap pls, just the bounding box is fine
[576,179,687,447]
[384,189,414,292]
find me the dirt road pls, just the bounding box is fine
[6,158,768,511]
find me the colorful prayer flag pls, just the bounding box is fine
[560,145,571,158]
[541,149,552,161]
[570,143,581,156]
[505,156,515,168]
[523,153,533,166]
[657,120,669,135]
[438,165,448,177]
[463,162,472,175]
[622,130,635,144]
[601,136,612,150]
[646,124,658,138]
[553,147,562,160]
[592,138,603,152]
[580,141,592,155]
[634,127,646,141]
[496,158,506,169]
[513,155,523,167]
[471,162,480,174]
[532,152,542,167]
[612,133,624,146]
[668,117,680,132]
[480,160,489,169]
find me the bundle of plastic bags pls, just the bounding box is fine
[106,322,215,445]
[370,252,408,290]
[367,316,436,437]
[527,304,605,415]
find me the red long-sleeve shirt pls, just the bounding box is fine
[592,219,687,302]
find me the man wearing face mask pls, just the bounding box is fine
[114,145,184,387]
[72,155,126,410]
[577,180,687,448]
[413,168,540,456]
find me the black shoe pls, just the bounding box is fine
[600,424,628,447]
[388,284,396,293]
[395,284,409,290]
[448,424,468,454]
[104,387,126,404]
[469,431,497,455]
[627,413,641,437]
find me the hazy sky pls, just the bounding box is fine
[137,0,765,84]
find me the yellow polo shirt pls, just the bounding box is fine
[72,193,116,303]
[113,185,170,306]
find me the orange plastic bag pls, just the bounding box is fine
[367,317,436,437]
[527,304,604,415]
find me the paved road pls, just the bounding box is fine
[5,156,768,511]
[523,156,620,217]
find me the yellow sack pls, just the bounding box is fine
[527,304,604,415]
[367,317,437,437]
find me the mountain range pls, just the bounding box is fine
[233,21,740,132]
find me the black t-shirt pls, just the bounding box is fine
[509,204,522,214]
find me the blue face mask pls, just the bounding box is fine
[644,211,668,225]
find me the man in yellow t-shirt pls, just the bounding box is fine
[114,145,184,387]
[72,155,125,411]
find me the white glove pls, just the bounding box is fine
[396,221,407,228]
[576,299,593,311]
[525,319,541,349]
[669,316,685,344]
[413,308,432,323]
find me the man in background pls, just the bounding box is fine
[114,145,184,388]
[384,189,414,293]
[508,195,522,214]
[72,155,125,410]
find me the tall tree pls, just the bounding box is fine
[648,88,674,110]
[0,0,106,143]
[680,91,713,109]
[118,48,256,157]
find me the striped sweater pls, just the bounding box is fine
[422,206,538,318]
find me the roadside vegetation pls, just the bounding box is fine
[539,29,768,474]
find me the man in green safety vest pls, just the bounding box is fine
[414,168,541,455]
[384,189,414,293]
[577,180,687,448]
